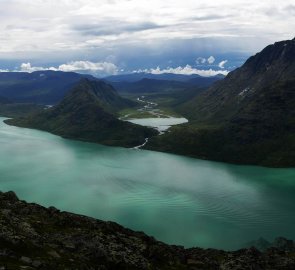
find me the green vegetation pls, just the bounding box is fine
[118,87,206,120]
[118,108,155,119]
[2,39,294,167]
[146,39,295,167]
[6,79,157,148]
[0,103,45,118]
[118,106,182,119]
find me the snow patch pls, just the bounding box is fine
[238,87,250,97]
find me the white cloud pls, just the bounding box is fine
[19,61,118,75]
[0,0,294,55]
[58,61,118,74]
[135,65,229,77]
[218,60,228,68]
[196,57,206,64]
[20,63,51,72]
[207,56,215,64]
[0,69,9,72]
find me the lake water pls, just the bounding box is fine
[127,117,188,132]
[0,117,295,250]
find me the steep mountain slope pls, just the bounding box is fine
[147,38,295,167]
[65,78,136,113]
[5,79,156,147]
[178,38,295,122]
[0,71,95,104]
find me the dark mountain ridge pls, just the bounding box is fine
[178,38,295,122]
[0,71,95,104]
[147,38,295,167]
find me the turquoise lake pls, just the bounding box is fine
[0,117,295,250]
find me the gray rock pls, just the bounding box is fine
[20,256,32,264]
[32,260,42,267]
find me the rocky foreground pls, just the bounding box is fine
[0,191,295,270]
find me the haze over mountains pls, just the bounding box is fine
[105,72,225,83]
[107,74,223,94]
[0,70,223,104]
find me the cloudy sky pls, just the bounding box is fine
[0,0,294,76]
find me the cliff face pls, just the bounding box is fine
[0,191,295,270]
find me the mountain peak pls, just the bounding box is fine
[242,38,295,77]
[150,38,295,166]
[66,78,135,113]
[6,79,157,148]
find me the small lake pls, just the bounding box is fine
[127,117,188,132]
[122,96,188,132]
[0,117,295,250]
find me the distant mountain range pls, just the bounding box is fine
[2,38,295,166]
[106,77,222,94]
[6,79,156,147]
[105,72,224,82]
[0,71,94,104]
[0,71,223,103]
[147,38,295,167]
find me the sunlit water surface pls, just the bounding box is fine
[1,117,295,250]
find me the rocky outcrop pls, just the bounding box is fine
[0,191,294,269]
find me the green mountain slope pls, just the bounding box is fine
[177,38,295,122]
[147,38,295,167]
[5,79,157,147]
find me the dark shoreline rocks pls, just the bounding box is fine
[0,191,294,269]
